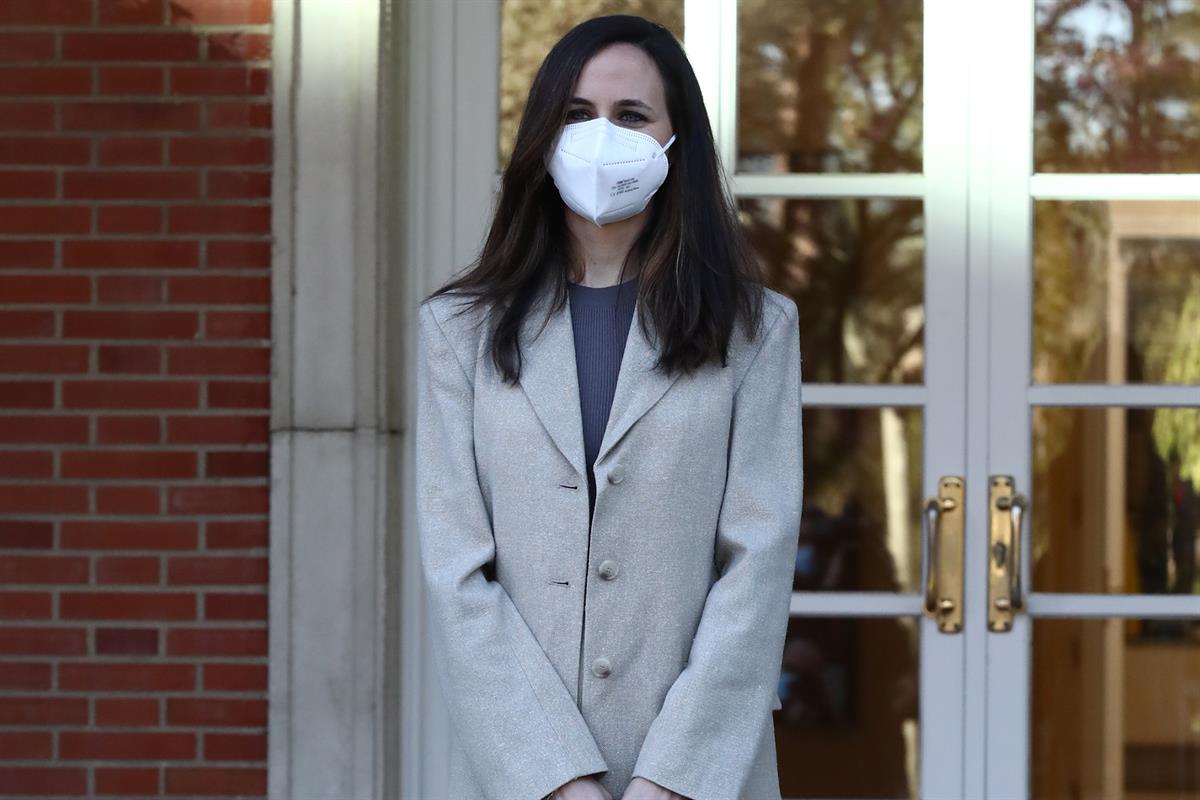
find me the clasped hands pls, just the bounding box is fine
[548,775,689,800]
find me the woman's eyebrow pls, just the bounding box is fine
[568,97,654,112]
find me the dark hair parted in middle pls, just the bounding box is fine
[425,14,767,383]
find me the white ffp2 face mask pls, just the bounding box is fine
[545,116,677,227]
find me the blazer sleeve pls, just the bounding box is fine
[415,301,609,800]
[629,297,803,800]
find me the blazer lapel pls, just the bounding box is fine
[517,278,682,479]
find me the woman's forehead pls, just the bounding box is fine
[573,44,665,106]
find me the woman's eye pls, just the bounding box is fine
[619,111,647,123]
[566,109,589,121]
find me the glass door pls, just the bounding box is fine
[975,1,1200,798]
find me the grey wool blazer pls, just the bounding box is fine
[415,278,803,800]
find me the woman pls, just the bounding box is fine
[416,15,802,800]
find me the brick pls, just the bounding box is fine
[0,630,87,657]
[205,311,269,339]
[62,449,196,479]
[171,67,268,96]
[0,381,54,409]
[99,137,164,166]
[0,415,88,443]
[0,240,54,270]
[207,101,271,129]
[0,451,53,478]
[61,591,195,620]
[95,485,160,514]
[96,556,160,584]
[0,345,89,372]
[97,275,164,304]
[0,33,55,61]
[0,591,52,618]
[59,662,194,691]
[0,310,54,336]
[207,379,268,408]
[171,0,271,24]
[62,379,200,409]
[0,276,90,303]
[168,346,269,376]
[169,557,266,585]
[95,767,160,796]
[0,136,90,164]
[0,485,87,513]
[61,731,195,760]
[96,628,160,652]
[166,695,266,724]
[98,66,164,95]
[168,414,267,444]
[0,170,55,199]
[98,0,167,25]
[65,169,199,199]
[98,205,163,234]
[170,136,269,165]
[63,32,201,62]
[65,310,198,339]
[206,240,269,268]
[0,0,91,25]
[96,415,161,444]
[0,528,53,551]
[204,732,266,762]
[208,33,272,62]
[0,767,87,796]
[205,520,266,549]
[95,698,159,726]
[207,170,269,199]
[205,450,267,478]
[168,204,269,234]
[98,344,161,374]
[0,103,55,131]
[0,206,89,234]
[60,520,196,550]
[0,555,89,584]
[203,592,266,621]
[168,485,266,514]
[202,663,265,691]
[0,731,52,759]
[168,272,271,307]
[0,67,91,96]
[63,101,200,131]
[0,661,51,689]
[64,240,199,268]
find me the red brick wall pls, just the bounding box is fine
[0,1,272,796]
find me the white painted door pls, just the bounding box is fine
[971,2,1200,799]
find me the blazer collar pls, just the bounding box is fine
[517,277,682,479]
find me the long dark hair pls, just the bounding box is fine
[424,14,765,383]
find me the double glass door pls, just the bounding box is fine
[469,1,1200,797]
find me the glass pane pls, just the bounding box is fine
[1035,0,1200,173]
[1033,407,1200,594]
[498,1,685,169]
[743,197,924,384]
[777,616,920,799]
[1034,200,1200,385]
[800,408,923,593]
[737,0,923,174]
[1033,617,1200,800]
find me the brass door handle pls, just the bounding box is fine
[922,476,964,634]
[988,476,1028,632]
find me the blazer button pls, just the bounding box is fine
[597,559,619,580]
[607,465,626,485]
[591,657,612,678]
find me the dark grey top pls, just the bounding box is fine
[567,274,639,521]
